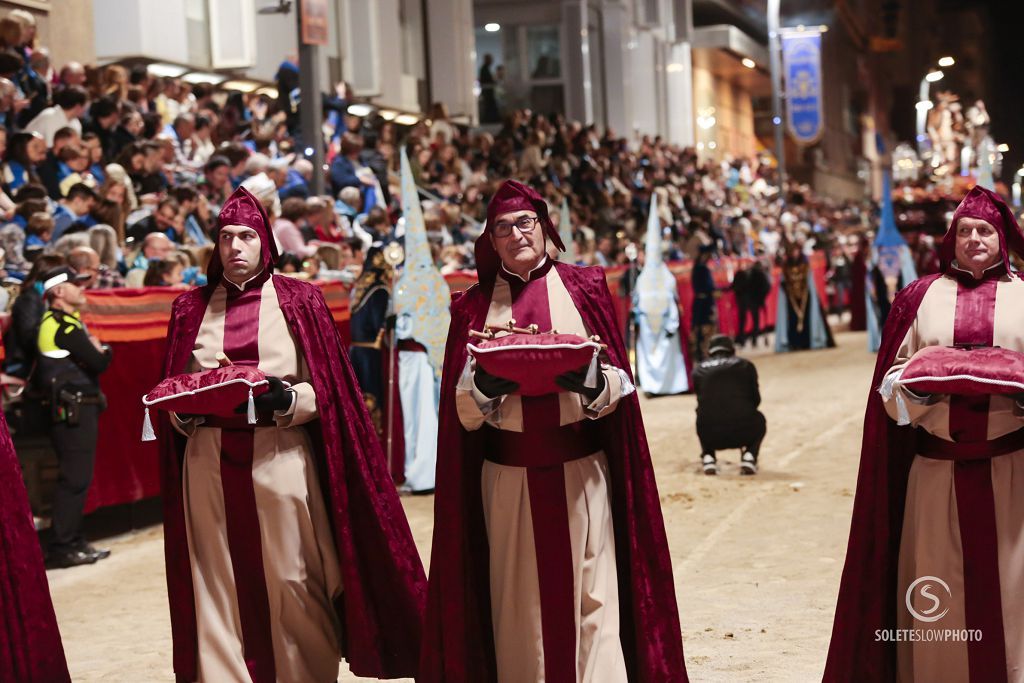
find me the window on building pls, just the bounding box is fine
[186,0,211,68]
[637,0,662,26]
[526,25,560,80]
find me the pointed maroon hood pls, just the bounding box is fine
[940,185,1024,275]
[209,186,280,286]
[476,180,565,286]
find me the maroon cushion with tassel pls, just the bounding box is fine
[468,332,601,396]
[140,366,273,440]
[899,345,1024,396]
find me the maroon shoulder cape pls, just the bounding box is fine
[0,410,70,683]
[159,275,426,680]
[419,260,687,681]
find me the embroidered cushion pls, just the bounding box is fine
[899,345,1024,396]
[468,333,601,396]
[142,366,271,416]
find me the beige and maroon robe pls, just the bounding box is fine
[173,275,343,683]
[455,258,633,682]
[882,265,1024,682]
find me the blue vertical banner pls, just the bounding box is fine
[782,31,824,145]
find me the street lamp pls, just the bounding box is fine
[767,0,786,185]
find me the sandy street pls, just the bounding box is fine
[47,327,875,682]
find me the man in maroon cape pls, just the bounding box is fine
[0,410,70,682]
[826,185,1024,682]
[158,186,425,682]
[420,180,687,681]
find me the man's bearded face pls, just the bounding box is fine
[219,225,264,283]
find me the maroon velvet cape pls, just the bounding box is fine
[824,185,1024,681]
[419,260,687,681]
[0,410,70,683]
[159,186,426,680]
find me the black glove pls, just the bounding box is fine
[384,314,397,331]
[234,377,293,414]
[474,365,519,399]
[555,364,606,403]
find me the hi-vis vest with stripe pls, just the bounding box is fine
[38,309,82,359]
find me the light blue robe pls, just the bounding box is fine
[396,315,439,491]
[634,287,689,395]
[633,193,689,394]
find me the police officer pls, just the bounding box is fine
[692,334,766,475]
[36,266,112,567]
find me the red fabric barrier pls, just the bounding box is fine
[81,255,826,513]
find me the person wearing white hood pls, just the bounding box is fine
[633,192,690,396]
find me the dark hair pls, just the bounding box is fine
[65,183,99,203]
[90,96,118,120]
[156,196,180,214]
[129,64,148,85]
[54,85,89,110]
[219,142,249,167]
[143,258,181,287]
[142,112,163,138]
[81,131,100,144]
[13,183,47,203]
[24,253,66,286]
[57,144,84,163]
[53,127,79,145]
[204,155,230,173]
[280,197,308,222]
[346,236,363,254]
[0,52,22,76]
[91,198,121,228]
[5,131,41,165]
[276,252,303,273]
[26,212,53,237]
[364,205,388,229]
[114,141,146,170]
[170,186,198,204]
[16,198,48,220]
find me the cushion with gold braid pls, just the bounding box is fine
[468,332,601,396]
[899,345,1024,396]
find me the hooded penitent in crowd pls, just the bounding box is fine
[390,148,450,493]
[866,169,917,352]
[157,186,425,682]
[826,185,1024,682]
[0,407,70,683]
[634,191,690,395]
[420,179,687,681]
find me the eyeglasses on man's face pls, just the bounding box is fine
[493,215,540,239]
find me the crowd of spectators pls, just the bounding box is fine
[0,8,901,327]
